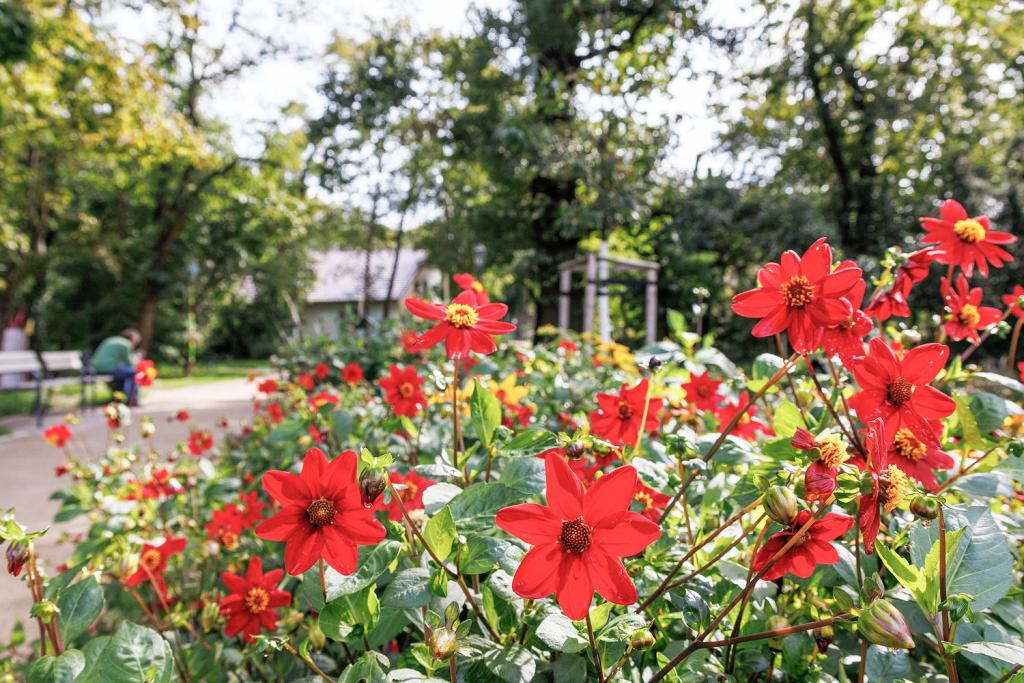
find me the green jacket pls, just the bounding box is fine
[92,336,133,373]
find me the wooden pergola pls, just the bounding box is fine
[557,253,660,345]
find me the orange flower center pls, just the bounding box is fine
[880,465,910,513]
[956,304,981,327]
[886,378,915,406]
[617,400,634,419]
[445,303,479,329]
[953,218,986,243]
[893,428,927,461]
[244,587,270,614]
[816,435,848,468]
[220,531,239,550]
[472,281,485,293]
[399,480,420,502]
[559,517,592,553]
[634,491,654,509]
[781,275,816,308]
[399,382,415,398]
[306,497,336,527]
[140,549,163,573]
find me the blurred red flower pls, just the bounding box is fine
[404,290,516,358]
[822,278,873,366]
[341,363,363,385]
[920,199,1015,277]
[589,379,662,446]
[864,248,938,321]
[379,364,426,417]
[313,363,330,380]
[400,329,419,353]
[188,430,214,456]
[256,448,386,575]
[134,359,158,387]
[374,470,435,521]
[220,557,290,642]
[309,391,339,411]
[715,391,773,440]
[496,452,660,620]
[43,424,71,448]
[257,379,278,394]
[731,238,863,354]
[124,533,187,599]
[296,373,314,391]
[680,371,723,411]
[941,274,1001,343]
[453,272,490,304]
[1002,285,1024,319]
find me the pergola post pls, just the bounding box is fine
[645,267,658,345]
[558,267,571,331]
[583,253,597,336]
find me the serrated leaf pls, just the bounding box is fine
[381,568,431,609]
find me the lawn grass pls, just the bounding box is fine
[0,359,268,419]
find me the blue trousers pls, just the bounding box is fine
[110,364,139,404]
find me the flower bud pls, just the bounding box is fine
[307,620,327,650]
[359,469,389,508]
[857,599,914,649]
[812,624,834,654]
[428,626,458,660]
[909,496,939,521]
[899,329,922,347]
[629,629,656,650]
[565,442,586,460]
[647,357,662,372]
[762,486,798,526]
[140,418,156,438]
[5,542,28,577]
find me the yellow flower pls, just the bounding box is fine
[489,375,528,406]
[429,384,472,416]
[594,339,637,373]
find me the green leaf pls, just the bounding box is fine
[956,642,1024,666]
[954,394,986,449]
[534,613,588,653]
[318,600,354,641]
[381,568,431,608]
[76,621,173,683]
[322,586,379,634]
[469,380,502,449]
[875,544,930,613]
[338,651,390,683]
[447,483,521,524]
[461,536,523,575]
[502,429,557,453]
[322,540,403,600]
[478,643,538,683]
[332,409,354,442]
[771,400,806,438]
[423,506,458,562]
[597,613,648,643]
[747,353,784,392]
[58,576,104,644]
[666,308,687,340]
[864,644,914,682]
[973,371,1024,396]
[27,649,85,683]
[499,457,546,494]
[968,391,1011,434]
[995,455,1024,483]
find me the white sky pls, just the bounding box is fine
[106,0,749,227]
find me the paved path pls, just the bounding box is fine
[0,377,260,644]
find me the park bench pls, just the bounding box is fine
[0,350,111,426]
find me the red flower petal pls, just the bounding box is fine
[591,510,661,557]
[495,503,561,545]
[555,553,593,621]
[587,545,637,605]
[511,543,563,599]
[582,465,637,524]
[404,297,446,321]
[543,451,584,520]
[901,344,949,385]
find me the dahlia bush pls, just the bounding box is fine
[3,205,1024,682]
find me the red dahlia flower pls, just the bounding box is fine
[495,452,661,620]
[885,422,953,492]
[374,471,435,521]
[856,420,913,554]
[633,481,671,522]
[920,199,1016,277]
[313,363,330,380]
[681,372,723,411]
[266,402,284,424]
[848,339,955,447]
[296,373,314,391]
[941,274,1001,343]
[379,364,426,417]
[220,557,290,642]
[864,248,937,321]
[731,238,863,354]
[400,329,419,353]
[188,430,214,456]
[589,379,663,446]
[715,392,773,440]
[257,379,278,394]
[534,447,612,487]
[821,278,873,366]
[751,509,853,580]
[404,290,516,359]
[207,505,245,549]
[43,424,71,447]
[240,491,268,527]
[309,391,340,411]
[174,410,190,422]
[1002,285,1024,320]
[453,273,490,304]
[341,363,364,385]
[134,359,158,387]
[124,533,187,599]
[256,448,386,575]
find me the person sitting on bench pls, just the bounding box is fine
[92,328,142,406]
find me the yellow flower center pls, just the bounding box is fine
[244,587,270,614]
[886,378,915,406]
[893,428,927,461]
[306,497,336,527]
[881,465,910,513]
[398,480,420,502]
[445,303,479,329]
[953,218,986,243]
[472,281,485,293]
[634,491,653,509]
[956,304,981,328]
[816,435,848,468]
[559,517,592,553]
[140,549,163,573]
[781,275,816,308]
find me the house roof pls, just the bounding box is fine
[307,248,430,304]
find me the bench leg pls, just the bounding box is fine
[34,373,43,427]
